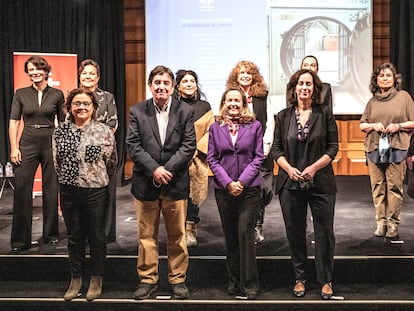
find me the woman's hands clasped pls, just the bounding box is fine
[227,181,244,197]
[373,122,401,134]
[287,165,315,182]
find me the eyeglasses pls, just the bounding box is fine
[72,101,92,108]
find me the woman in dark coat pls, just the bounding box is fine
[272,69,338,299]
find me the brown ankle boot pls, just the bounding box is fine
[385,223,398,238]
[185,221,198,247]
[374,223,386,237]
[64,277,82,301]
[86,276,103,301]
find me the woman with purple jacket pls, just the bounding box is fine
[207,87,264,300]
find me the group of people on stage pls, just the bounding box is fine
[9,56,118,301]
[8,54,414,301]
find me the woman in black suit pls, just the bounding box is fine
[300,55,333,112]
[9,56,65,252]
[272,69,338,299]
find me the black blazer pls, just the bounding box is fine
[252,94,268,134]
[126,97,196,201]
[252,93,274,170]
[321,82,333,112]
[272,103,338,194]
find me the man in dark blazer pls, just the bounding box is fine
[126,65,196,300]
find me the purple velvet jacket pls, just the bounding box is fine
[207,120,264,189]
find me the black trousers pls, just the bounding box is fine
[215,186,260,295]
[186,197,200,223]
[11,128,59,249]
[279,187,336,284]
[256,159,275,225]
[104,172,117,242]
[60,185,108,277]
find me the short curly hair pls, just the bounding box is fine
[24,56,51,75]
[369,63,402,94]
[66,88,98,122]
[78,59,100,77]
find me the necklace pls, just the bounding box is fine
[295,108,311,141]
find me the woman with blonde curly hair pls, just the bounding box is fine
[226,61,275,244]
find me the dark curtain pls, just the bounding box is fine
[390,0,414,96]
[0,0,126,184]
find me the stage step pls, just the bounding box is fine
[1,255,414,310]
[2,255,414,282]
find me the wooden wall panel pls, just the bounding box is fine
[372,0,390,67]
[124,0,145,64]
[125,64,146,113]
[335,121,347,175]
[124,64,146,179]
[348,122,367,142]
[124,0,146,178]
[345,121,369,175]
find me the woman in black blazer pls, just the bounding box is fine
[272,69,338,299]
[300,55,333,112]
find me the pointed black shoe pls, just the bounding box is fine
[292,280,306,298]
[321,282,333,300]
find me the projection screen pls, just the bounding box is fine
[146,0,372,115]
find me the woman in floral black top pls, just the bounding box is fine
[78,59,118,242]
[52,88,117,301]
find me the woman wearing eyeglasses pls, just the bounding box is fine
[52,88,117,301]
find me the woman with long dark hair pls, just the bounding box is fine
[272,69,338,299]
[174,69,214,247]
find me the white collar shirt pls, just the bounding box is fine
[153,97,171,145]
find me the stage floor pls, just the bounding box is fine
[2,176,414,310]
[1,176,414,257]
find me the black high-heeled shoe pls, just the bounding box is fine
[321,282,333,300]
[292,280,306,297]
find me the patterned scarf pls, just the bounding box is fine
[224,114,245,135]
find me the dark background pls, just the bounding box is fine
[0,0,126,183]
